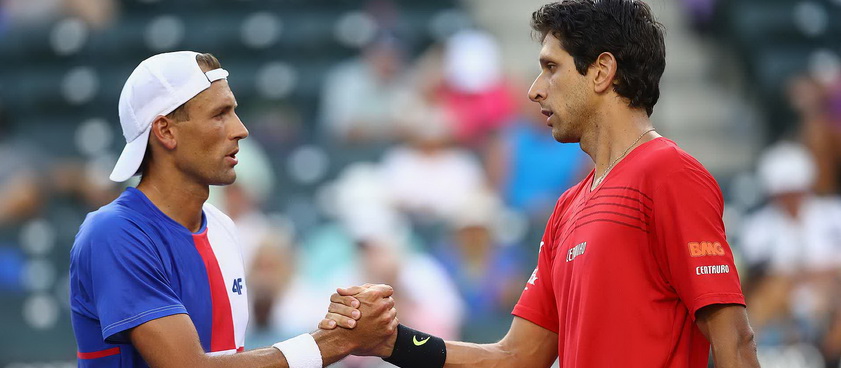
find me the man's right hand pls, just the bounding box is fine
[316,283,398,357]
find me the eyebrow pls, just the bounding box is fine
[212,101,237,115]
[539,56,555,67]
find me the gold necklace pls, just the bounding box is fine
[591,128,656,190]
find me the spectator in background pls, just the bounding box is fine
[344,206,464,341]
[433,189,526,343]
[0,106,45,226]
[318,33,414,145]
[789,74,841,196]
[245,232,296,349]
[1,0,116,30]
[380,111,485,223]
[436,30,517,148]
[269,165,463,367]
[741,142,841,347]
[677,0,717,32]
[485,94,589,220]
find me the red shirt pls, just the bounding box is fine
[512,138,745,368]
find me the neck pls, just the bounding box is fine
[580,108,658,181]
[137,166,209,233]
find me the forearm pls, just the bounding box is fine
[443,341,516,368]
[192,330,351,368]
[197,347,288,368]
[697,305,760,368]
[444,339,554,368]
[390,318,556,368]
[710,331,760,368]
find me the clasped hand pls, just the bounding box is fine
[319,283,398,357]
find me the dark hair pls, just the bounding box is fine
[531,0,665,116]
[139,52,222,177]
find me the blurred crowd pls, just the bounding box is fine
[2,0,841,367]
[731,71,841,368]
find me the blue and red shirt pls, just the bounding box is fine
[70,187,249,367]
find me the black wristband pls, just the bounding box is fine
[383,324,446,368]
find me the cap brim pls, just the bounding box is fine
[110,127,151,182]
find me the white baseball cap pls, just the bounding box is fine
[757,141,816,196]
[110,51,230,182]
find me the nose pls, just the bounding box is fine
[231,112,249,140]
[528,73,546,102]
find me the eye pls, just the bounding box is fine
[214,108,229,119]
[547,63,558,72]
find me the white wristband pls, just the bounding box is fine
[272,334,323,368]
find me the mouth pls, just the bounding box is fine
[541,109,554,125]
[225,148,239,165]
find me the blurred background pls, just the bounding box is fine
[0,0,840,367]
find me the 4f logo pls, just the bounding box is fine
[231,278,243,295]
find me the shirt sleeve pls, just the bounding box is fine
[87,217,187,343]
[512,200,561,333]
[652,166,745,320]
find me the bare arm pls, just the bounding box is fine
[132,284,397,368]
[443,317,558,368]
[130,314,353,368]
[695,304,760,368]
[324,286,558,368]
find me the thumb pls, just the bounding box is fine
[337,285,367,296]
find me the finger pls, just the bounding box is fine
[328,301,361,320]
[337,285,367,296]
[372,296,395,314]
[387,315,399,335]
[324,312,357,329]
[318,318,338,330]
[330,293,360,308]
[365,284,394,297]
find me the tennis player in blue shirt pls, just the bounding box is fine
[69,51,397,368]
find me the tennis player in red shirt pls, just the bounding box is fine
[321,1,760,367]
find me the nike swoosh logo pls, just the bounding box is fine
[413,336,430,346]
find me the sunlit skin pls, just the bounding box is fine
[528,33,593,144]
[172,80,247,187]
[527,33,658,184]
[136,77,248,232]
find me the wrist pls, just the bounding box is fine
[311,328,354,365]
[383,324,446,368]
[272,334,322,368]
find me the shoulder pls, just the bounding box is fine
[73,200,157,258]
[636,138,707,173]
[639,138,720,192]
[808,195,841,212]
[543,180,586,232]
[203,202,236,228]
[203,202,239,237]
[557,179,586,209]
[78,201,146,239]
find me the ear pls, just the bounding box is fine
[149,116,178,151]
[592,52,618,94]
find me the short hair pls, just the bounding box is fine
[531,0,666,116]
[138,52,222,176]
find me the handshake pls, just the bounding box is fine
[313,283,400,358]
